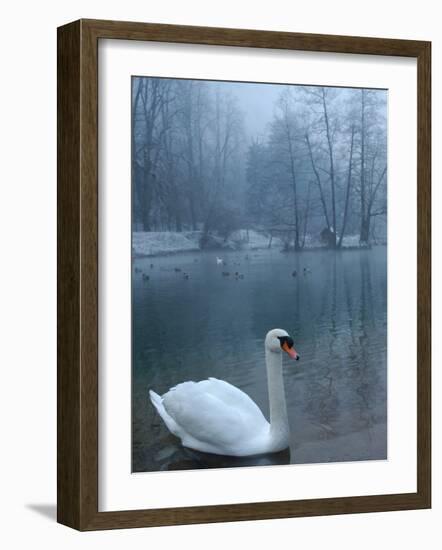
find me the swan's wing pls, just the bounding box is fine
[162,380,268,450]
[200,378,268,422]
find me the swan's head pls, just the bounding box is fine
[265,328,300,360]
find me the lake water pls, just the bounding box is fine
[132,246,387,472]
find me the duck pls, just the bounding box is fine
[292,270,297,277]
[174,267,182,273]
[149,328,300,456]
[142,273,150,281]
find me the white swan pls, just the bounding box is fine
[149,329,299,456]
[216,257,223,265]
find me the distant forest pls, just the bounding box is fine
[132,77,387,249]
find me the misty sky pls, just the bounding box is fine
[209,80,386,141]
[134,76,386,143]
[218,81,282,139]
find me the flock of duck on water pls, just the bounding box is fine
[134,254,312,282]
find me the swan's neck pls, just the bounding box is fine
[265,349,289,444]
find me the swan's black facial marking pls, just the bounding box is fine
[278,335,300,360]
[277,335,294,349]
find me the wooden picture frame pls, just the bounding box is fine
[57,18,431,530]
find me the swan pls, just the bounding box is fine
[149,329,299,456]
[216,257,223,265]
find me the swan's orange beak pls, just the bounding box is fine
[282,341,300,360]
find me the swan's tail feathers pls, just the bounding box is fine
[149,390,163,412]
[149,389,181,437]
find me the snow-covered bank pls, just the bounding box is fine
[132,230,380,258]
[132,230,280,257]
[229,229,280,250]
[132,231,200,257]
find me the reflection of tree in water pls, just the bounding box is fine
[304,255,339,433]
[355,253,375,438]
[300,252,386,450]
[342,252,387,444]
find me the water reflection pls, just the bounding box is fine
[152,438,291,471]
[132,247,387,472]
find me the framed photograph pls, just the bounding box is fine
[57,19,431,530]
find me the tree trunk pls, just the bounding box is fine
[283,114,300,250]
[359,89,367,244]
[132,80,143,229]
[189,199,197,231]
[322,89,336,248]
[302,179,312,248]
[175,209,182,232]
[338,125,355,248]
[360,218,370,244]
[305,132,331,231]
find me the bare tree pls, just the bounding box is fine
[357,89,387,244]
[305,131,331,231]
[133,78,171,230]
[337,124,355,248]
[303,87,340,247]
[132,77,387,249]
[277,90,301,249]
[202,87,243,241]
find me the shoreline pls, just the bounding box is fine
[132,231,387,259]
